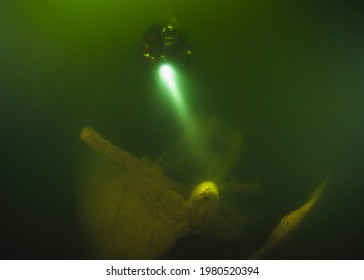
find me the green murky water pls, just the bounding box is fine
[1,0,364,259]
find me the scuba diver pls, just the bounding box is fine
[140,23,193,69]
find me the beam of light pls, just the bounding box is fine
[158,64,187,122]
[158,63,203,162]
[159,64,181,104]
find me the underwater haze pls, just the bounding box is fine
[1,0,364,259]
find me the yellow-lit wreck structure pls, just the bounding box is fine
[77,115,329,259]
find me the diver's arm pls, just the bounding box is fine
[177,40,193,67]
[141,24,164,62]
[141,43,157,62]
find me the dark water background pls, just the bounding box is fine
[1,0,364,259]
